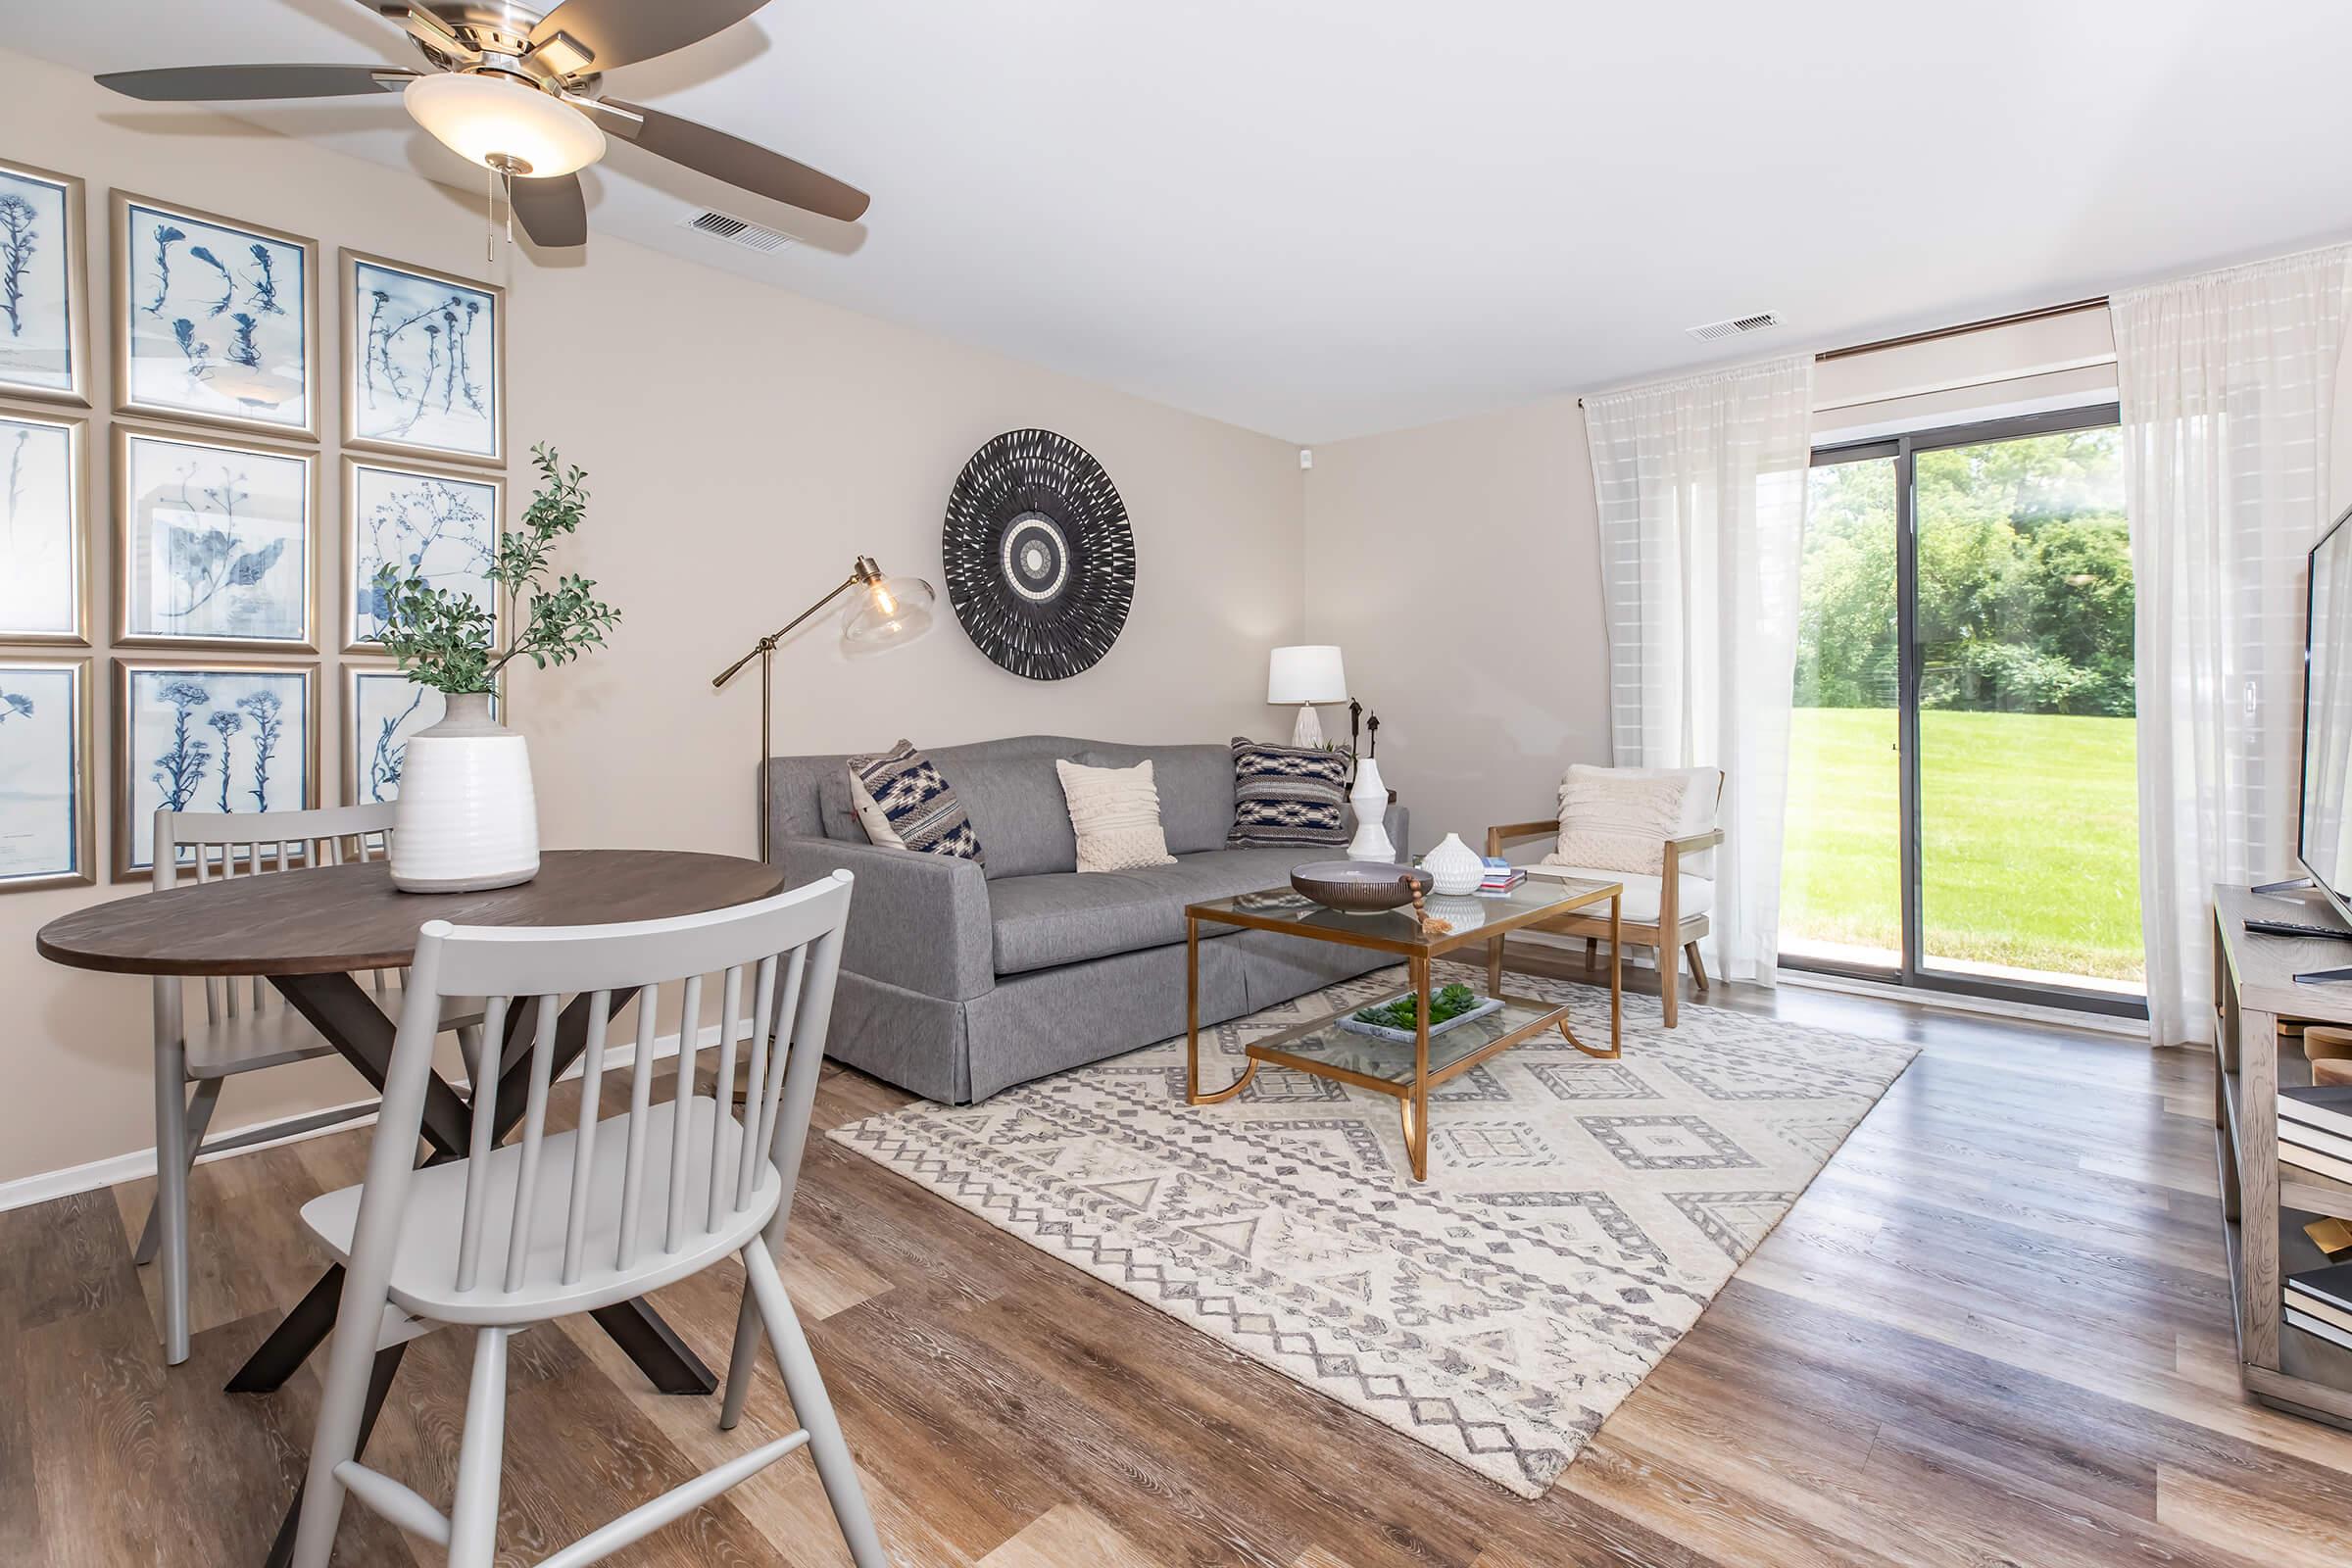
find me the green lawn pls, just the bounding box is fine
[1780,707,2144,983]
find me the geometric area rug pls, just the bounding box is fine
[828,962,1918,1497]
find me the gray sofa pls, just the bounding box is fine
[765,735,1409,1102]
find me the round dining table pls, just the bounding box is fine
[37,847,786,1568]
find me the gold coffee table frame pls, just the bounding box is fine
[1184,875,1623,1180]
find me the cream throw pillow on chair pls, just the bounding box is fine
[1549,764,1691,876]
[1056,758,1177,872]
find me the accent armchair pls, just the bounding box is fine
[1489,765,1726,1027]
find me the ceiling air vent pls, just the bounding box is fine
[1685,311,1784,343]
[681,209,795,255]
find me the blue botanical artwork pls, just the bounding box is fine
[349,462,498,647]
[125,665,310,872]
[122,200,308,432]
[0,167,74,397]
[0,415,78,639]
[122,430,310,647]
[349,668,466,805]
[352,258,499,463]
[0,662,80,887]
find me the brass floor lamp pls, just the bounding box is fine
[711,556,939,861]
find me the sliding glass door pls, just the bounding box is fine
[1782,405,2144,1013]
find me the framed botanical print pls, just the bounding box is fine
[0,159,90,408]
[342,249,504,467]
[342,457,501,653]
[113,190,318,441]
[343,663,491,806]
[0,407,89,643]
[114,424,317,652]
[113,658,318,879]
[0,655,93,892]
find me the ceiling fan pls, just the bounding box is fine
[93,0,869,248]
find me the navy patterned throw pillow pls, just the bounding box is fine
[1227,736,1350,849]
[846,739,986,863]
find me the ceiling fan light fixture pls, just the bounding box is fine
[403,71,606,177]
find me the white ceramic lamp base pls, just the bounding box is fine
[1290,704,1326,749]
[390,692,540,893]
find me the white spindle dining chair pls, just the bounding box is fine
[287,868,886,1568]
[144,804,486,1366]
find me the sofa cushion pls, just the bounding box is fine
[1057,758,1177,872]
[1074,743,1234,855]
[988,847,1319,975]
[1226,737,1349,849]
[846,740,984,862]
[1530,863,1713,926]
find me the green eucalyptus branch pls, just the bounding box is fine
[373,442,620,697]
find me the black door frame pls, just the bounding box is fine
[1796,401,2147,1020]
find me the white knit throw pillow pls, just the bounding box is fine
[1548,766,1689,876]
[1056,758,1177,873]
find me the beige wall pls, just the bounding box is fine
[1301,395,1607,850]
[0,48,1303,1187]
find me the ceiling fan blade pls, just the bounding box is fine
[527,0,767,74]
[600,99,868,222]
[95,64,415,101]
[509,172,588,248]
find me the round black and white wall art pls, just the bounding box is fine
[942,428,1135,680]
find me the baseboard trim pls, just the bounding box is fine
[0,1020,716,1217]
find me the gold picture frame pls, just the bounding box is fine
[0,404,92,645]
[0,158,92,409]
[111,189,320,442]
[111,656,320,882]
[0,653,94,893]
[341,247,506,469]
[112,422,319,654]
[340,454,505,655]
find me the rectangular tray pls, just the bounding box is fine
[1336,993,1506,1045]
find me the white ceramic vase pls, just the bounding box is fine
[1422,831,1484,896]
[1346,756,1396,861]
[390,691,539,893]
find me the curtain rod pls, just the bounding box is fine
[1575,295,2113,406]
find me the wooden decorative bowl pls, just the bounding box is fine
[1290,859,1432,913]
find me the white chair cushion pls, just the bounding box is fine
[1533,864,1713,927]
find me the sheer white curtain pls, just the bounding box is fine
[2115,246,2352,1047]
[1584,354,1811,983]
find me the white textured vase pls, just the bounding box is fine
[1422,831,1483,896]
[390,691,539,893]
[1346,757,1396,861]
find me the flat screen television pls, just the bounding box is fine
[2301,505,2352,923]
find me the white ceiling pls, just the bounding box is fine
[16,0,2352,443]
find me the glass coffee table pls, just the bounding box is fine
[1184,874,1623,1179]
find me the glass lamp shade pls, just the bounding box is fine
[1267,644,1348,705]
[842,574,938,654]
[404,72,607,177]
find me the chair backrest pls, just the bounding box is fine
[155,803,401,1023]
[353,870,854,1307]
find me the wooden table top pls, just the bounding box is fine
[35,849,787,978]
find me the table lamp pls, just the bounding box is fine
[713,556,939,859]
[1268,645,1348,749]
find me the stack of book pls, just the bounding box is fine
[1478,857,1525,894]
[2286,1263,2352,1352]
[2278,1084,2352,1185]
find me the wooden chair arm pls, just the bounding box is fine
[1662,827,1725,879]
[1487,819,1558,858]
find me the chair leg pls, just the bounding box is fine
[135,1078,222,1268]
[741,1240,889,1568]
[446,1327,512,1568]
[718,1282,762,1432]
[1686,942,1710,993]
[153,1034,192,1366]
[1584,937,1596,971]
[1661,941,1681,1029]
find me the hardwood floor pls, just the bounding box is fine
[9,962,2352,1566]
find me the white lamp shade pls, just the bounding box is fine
[404,72,608,177]
[1268,644,1347,705]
